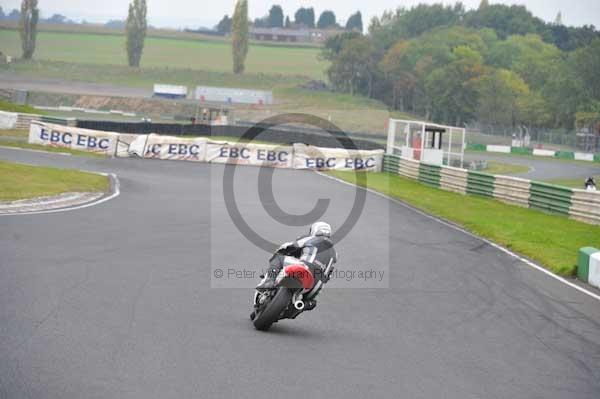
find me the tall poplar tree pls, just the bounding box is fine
[20,0,39,59]
[126,0,147,67]
[232,0,249,74]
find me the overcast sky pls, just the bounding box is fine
[0,0,598,29]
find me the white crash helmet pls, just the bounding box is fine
[310,222,332,237]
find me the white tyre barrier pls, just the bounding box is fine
[29,121,119,155]
[292,144,383,172]
[206,141,293,168]
[532,149,556,157]
[142,134,208,162]
[487,145,511,154]
[574,153,594,162]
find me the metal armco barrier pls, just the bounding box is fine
[382,154,600,225]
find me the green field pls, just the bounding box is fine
[328,171,600,276]
[483,161,530,175]
[0,27,408,133]
[0,160,109,201]
[0,30,327,79]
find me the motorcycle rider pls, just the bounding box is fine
[256,222,337,297]
[585,177,597,192]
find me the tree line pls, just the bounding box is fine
[12,0,353,76]
[217,6,363,34]
[13,0,246,74]
[14,0,148,68]
[324,2,600,130]
[1,5,149,29]
[0,5,74,24]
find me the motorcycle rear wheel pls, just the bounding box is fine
[253,287,292,331]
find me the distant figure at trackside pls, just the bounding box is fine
[585,177,597,192]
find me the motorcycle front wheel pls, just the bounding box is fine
[253,287,292,331]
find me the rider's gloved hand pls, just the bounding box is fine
[276,241,295,253]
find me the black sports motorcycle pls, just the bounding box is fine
[251,256,334,331]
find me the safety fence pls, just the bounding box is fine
[28,121,384,172]
[468,144,600,163]
[77,120,383,151]
[383,154,600,225]
[3,110,383,151]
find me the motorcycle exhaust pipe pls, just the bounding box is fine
[294,300,305,310]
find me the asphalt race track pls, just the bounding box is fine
[464,152,600,181]
[1,147,600,399]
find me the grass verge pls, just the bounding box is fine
[0,160,109,201]
[327,171,600,276]
[543,176,600,189]
[0,129,28,139]
[466,149,600,166]
[483,161,530,175]
[0,140,106,158]
[0,99,43,114]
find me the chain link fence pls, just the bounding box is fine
[466,123,581,152]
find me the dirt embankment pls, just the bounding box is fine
[19,91,228,119]
[72,96,200,116]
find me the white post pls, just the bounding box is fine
[421,123,426,162]
[448,127,453,166]
[386,119,396,155]
[461,127,466,169]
